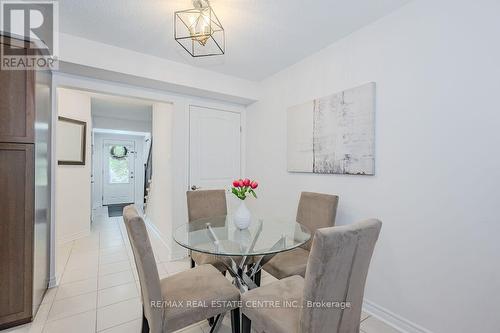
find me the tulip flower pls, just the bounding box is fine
[231,178,258,200]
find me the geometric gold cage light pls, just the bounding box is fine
[174,0,225,57]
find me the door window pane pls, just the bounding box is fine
[109,145,130,184]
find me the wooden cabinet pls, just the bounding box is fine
[0,35,37,329]
[0,144,34,328]
[0,67,35,143]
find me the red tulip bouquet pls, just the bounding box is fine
[231,178,258,200]
[231,178,258,229]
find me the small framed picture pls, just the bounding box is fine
[57,116,87,165]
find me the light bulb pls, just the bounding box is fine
[187,9,211,46]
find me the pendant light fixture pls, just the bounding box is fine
[174,0,225,57]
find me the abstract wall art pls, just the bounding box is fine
[287,82,375,175]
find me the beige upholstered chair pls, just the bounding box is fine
[123,205,240,333]
[242,219,382,333]
[186,189,231,272]
[264,192,339,279]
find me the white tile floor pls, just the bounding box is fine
[3,209,400,333]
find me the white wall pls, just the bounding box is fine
[55,88,92,276]
[245,1,500,332]
[58,33,260,105]
[92,116,152,133]
[145,103,174,253]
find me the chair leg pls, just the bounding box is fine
[191,258,196,268]
[242,313,251,333]
[141,313,149,333]
[253,270,261,287]
[209,314,223,333]
[231,308,240,333]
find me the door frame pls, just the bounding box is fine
[186,104,246,192]
[92,131,147,210]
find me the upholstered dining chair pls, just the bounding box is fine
[263,191,339,279]
[242,219,382,333]
[123,205,241,333]
[186,189,231,272]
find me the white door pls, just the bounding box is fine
[189,106,241,191]
[102,140,136,205]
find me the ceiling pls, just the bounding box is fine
[59,0,411,81]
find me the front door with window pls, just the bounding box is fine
[102,140,135,205]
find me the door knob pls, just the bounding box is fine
[191,185,200,190]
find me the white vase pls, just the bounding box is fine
[233,200,251,229]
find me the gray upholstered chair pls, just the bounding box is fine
[263,192,339,279]
[242,219,382,333]
[186,189,231,272]
[123,205,240,333]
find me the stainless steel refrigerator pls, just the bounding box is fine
[33,70,52,315]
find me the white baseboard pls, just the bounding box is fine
[363,299,433,333]
[48,275,59,288]
[143,217,173,260]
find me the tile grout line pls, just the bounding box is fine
[96,214,139,332]
[41,240,76,333]
[95,300,143,332]
[58,274,99,286]
[46,309,98,326]
[95,317,139,333]
[98,294,140,311]
[52,281,97,302]
[97,266,133,277]
[56,271,135,295]
[95,227,101,333]
[119,215,143,294]
[56,240,76,286]
[42,218,141,326]
[44,229,99,327]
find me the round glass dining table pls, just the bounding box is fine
[173,215,311,292]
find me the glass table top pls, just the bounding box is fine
[173,215,311,257]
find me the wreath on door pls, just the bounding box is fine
[110,145,128,159]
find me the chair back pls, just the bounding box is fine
[186,189,227,222]
[296,192,339,250]
[300,219,382,333]
[123,205,163,333]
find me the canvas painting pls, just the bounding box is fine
[287,82,375,175]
